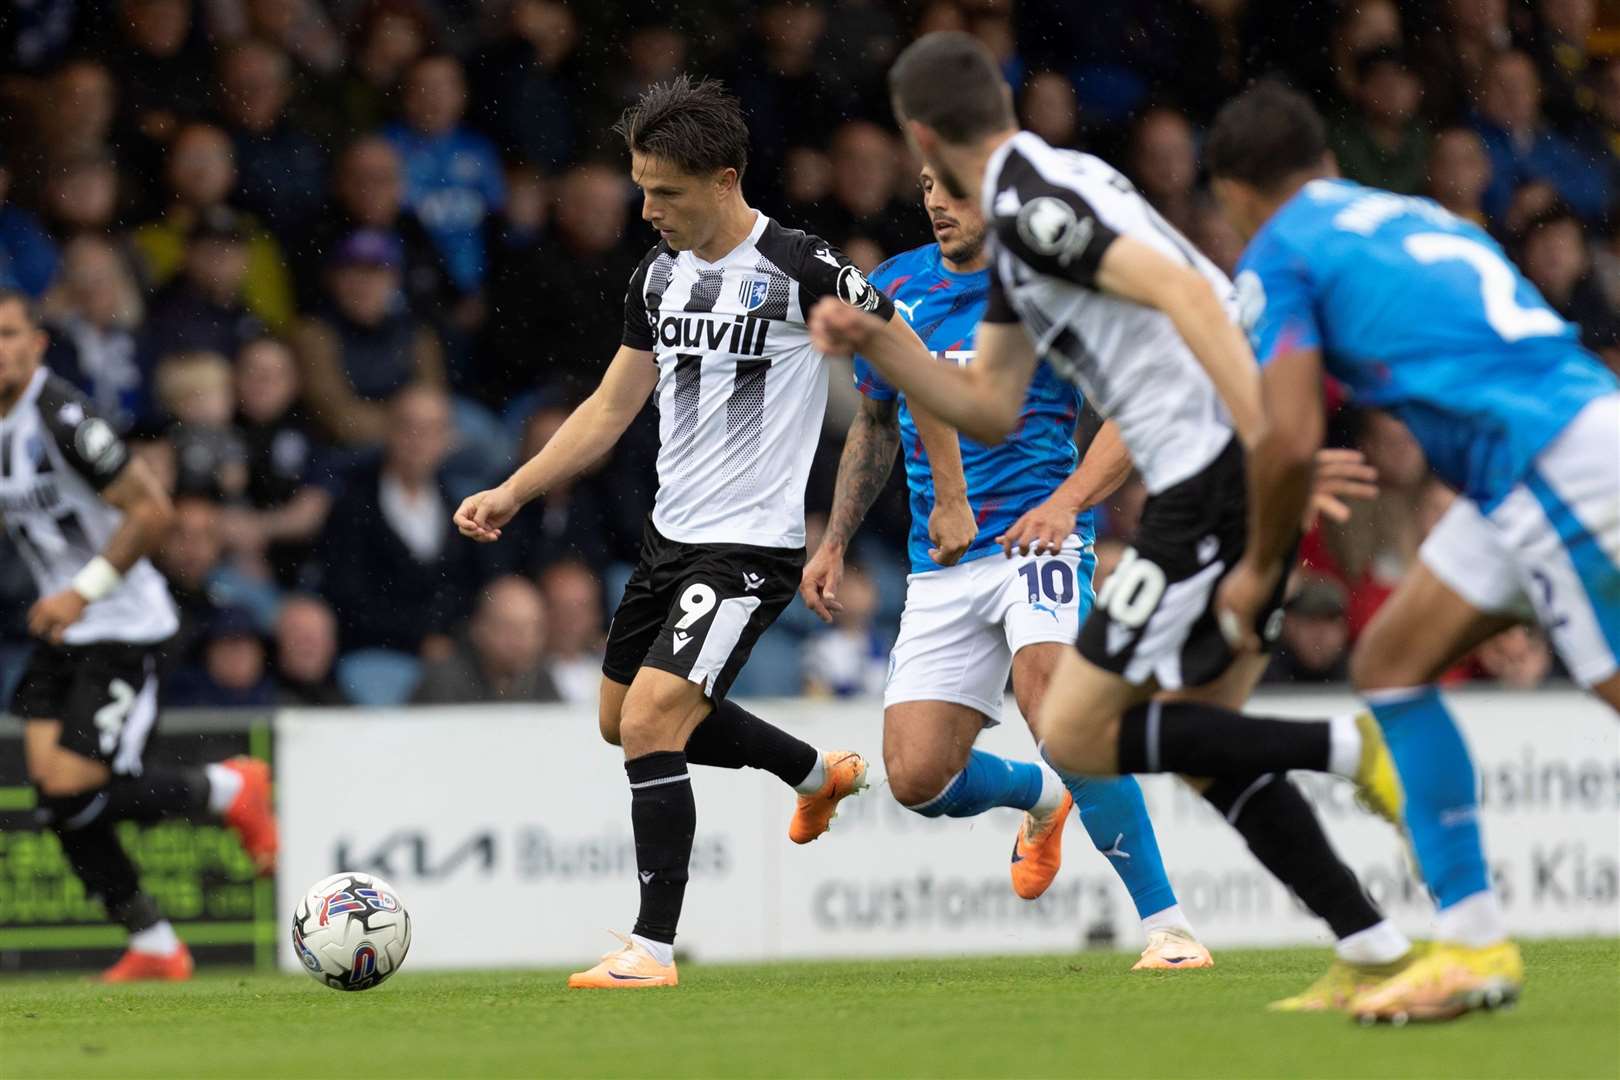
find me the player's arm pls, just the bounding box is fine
[999,414,1132,556]
[455,345,657,542]
[1092,237,1267,450]
[802,392,900,622]
[28,415,173,644]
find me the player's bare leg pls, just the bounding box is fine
[1037,650,1413,1004]
[23,722,274,981]
[1346,566,1526,1022]
[1013,644,1208,968]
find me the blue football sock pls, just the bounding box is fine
[1063,771,1179,920]
[1369,686,1491,910]
[906,749,1045,818]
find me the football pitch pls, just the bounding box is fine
[3,941,1616,1079]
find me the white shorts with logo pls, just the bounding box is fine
[884,535,1097,721]
[1420,393,1620,687]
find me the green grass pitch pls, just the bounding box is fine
[3,941,1616,1079]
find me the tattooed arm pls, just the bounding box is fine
[800,393,902,622]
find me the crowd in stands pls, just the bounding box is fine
[3,0,1617,708]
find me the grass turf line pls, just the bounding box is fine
[2,940,1616,1079]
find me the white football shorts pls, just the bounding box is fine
[884,534,1097,721]
[1420,392,1620,687]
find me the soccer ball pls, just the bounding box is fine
[291,871,412,991]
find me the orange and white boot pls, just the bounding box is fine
[220,756,278,875]
[789,751,869,844]
[1011,790,1073,899]
[567,933,679,989]
[1132,927,1215,971]
[100,941,194,983]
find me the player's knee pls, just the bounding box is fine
[884,746,961,809]
[1039,705,1118,777]
[28,755,102,798]
[619,680,703,754]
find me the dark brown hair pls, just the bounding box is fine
[614,75,749,178]
[888,32,1015,144]
[1204,81,1329,193]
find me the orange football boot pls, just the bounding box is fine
[1133,928,1215,970]
[1011,790,1073,899]
[567,933,679,989]
[220,756,278,875]
[788,751,869,844]
[101,942,194,983]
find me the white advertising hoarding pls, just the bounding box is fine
[276,691,1619,971]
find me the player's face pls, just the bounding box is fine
[631,152,728,253]
[0,300,46,404]
[919,165,985,263]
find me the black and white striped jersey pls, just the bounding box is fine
[981,131,1237,495]
[0,367,178,645]
[623,212,893,549]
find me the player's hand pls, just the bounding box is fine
[1304,448,1378,529]
[928,496,978,566]
[997,498,1077,557]
[28,589,89,645]
[454,485,519,542]
[808,296,884,356]
[1214,558,1282,654]
[800,544,846,623]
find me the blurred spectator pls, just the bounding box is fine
[815,121,927,261]
[1472,50,1610,225]
[1328,0,1402,103]
[1532,0,1597,130]
[299,136,454,320]
[413,575,561,704]
[105,0,214,146]
[781,146,833,222]
[216,39,328,235]
[1501,178,1563,238]
[37,58,120,166]
[1331,47,1428,195]
[733,1,849,201]
[618,23,689,106]
[1264,576,1353,684]
[231,336,333,585]
[274,594,347,705]
[156,494,278,675]
[1189,193,1244,277]
[167,605,277,707]
[1021,72,1080,151]
[482,404,613,578]
[803,564,887,697]
[0,146,60,298]
[236,0,345,77]
[39,151,123,239]
[1515,202,1620,362]
[337,0,435,136]
[142,207,265,379]
[538,559,605,705]
[1129,106,1198,234]
[471,0,579,172]
[153,349,250,498]
[317,385,477,654]
[292,228,446,445]
[1591,55,1620,161]
[383,52,505,295]
[129,123,295,330]
[1413,0,1512,125]
[1426,127,1492,226]
[41,235,145,430]
[481,163,632,404]
[1475,626,1554,688]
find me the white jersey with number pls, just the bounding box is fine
[622,212,894,549]
[0,367,178,645]
[981,131,1237,495]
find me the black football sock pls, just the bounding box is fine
[37,789,147,920]
[683,698,820,789]
[626,751,695,948]
[1203,773,1383,939]
[102,767,210,823]
[1117,700,1333,777]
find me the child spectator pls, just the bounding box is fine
[153,350,249,499]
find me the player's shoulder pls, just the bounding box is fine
[34,370,129,481]
[627,238,677,288]
[753,218,843,278]
[868,245,936,290]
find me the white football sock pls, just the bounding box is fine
[631,934,674,966]
[793,754,827,795]
[1141,903,1195,936]
[1030,765,1068,819]
[204,763,242,815]
[1326,714,1363,778]
[1335,919,1411,965]
[129,920,180,956]
[1435,890,1509,948]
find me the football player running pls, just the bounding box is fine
[802,163,1212,970]
[1202,82,1620,1022]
